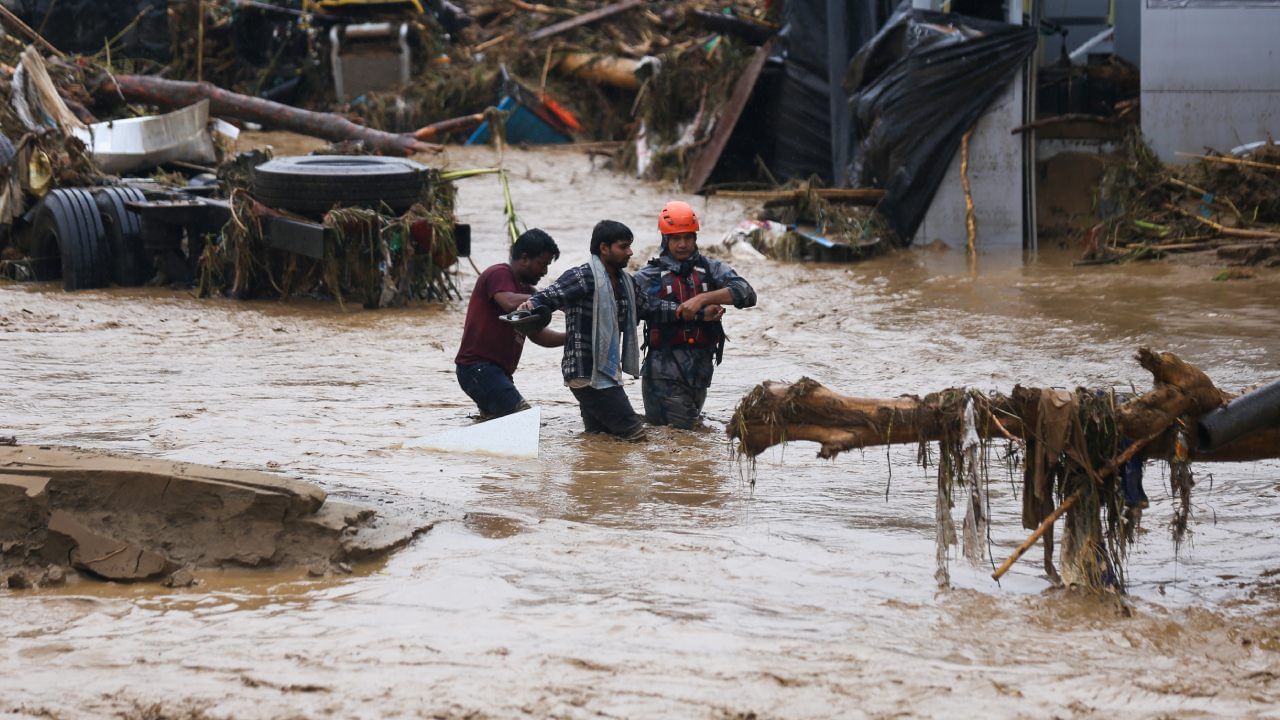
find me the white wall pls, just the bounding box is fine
[912,0,1030,252]
[1141,4,1280,162]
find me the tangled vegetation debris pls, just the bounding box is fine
[1080,132,1280,267]
[200,174,460,307]
[729,348,1276,592]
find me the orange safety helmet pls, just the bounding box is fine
[657,201,700,235]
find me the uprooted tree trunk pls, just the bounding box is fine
[96,75,441,157]
[729,348,1271,462]
[727,348,1279,591]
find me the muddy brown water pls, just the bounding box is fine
[3,138,1279,718]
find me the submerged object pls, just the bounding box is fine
[1197,379,1280,453]
[466,66,577,146]
[71,100,216,174]
[406,407,540,459]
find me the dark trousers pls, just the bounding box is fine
[641,375,707,429]
[570,385,645,440]
[456,362,526,417]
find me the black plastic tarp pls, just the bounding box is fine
[4,0,171,61]
[845,7,1038,244]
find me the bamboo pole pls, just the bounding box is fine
[1165,204,1280,239]
[1165,176,1247,224]
[0,4,63,58]
[197,0,205,84]
[991,430,1161,581]
[961,126,977,255]
[1176,152,1280,173]
[509,0,577,16]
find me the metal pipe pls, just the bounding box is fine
[1068,27,1115,63]
[1197,379,1280,453]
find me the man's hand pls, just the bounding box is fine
[702,304,725,321]
[676,295,705,321]
[516,300,534,312]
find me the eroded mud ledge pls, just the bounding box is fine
[0,445,433,587]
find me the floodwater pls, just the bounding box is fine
[3,139,1280,719]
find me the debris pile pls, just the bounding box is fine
[199,154,461,306]
[0,19,463,303]
[729,348,1279,591]
[1080,133,1280,269]
[716,183,890,260]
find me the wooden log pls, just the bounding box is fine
[554,52,641,91]
[527,0,644,42]
[100,75,440,157]
[728,348,1276,462]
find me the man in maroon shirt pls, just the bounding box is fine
[455,229,565,417]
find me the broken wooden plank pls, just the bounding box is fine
[527,0,644,42]
[683,38,775,195]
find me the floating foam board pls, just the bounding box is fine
[405,407,540,459]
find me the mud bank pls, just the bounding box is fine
[0,445,433,587]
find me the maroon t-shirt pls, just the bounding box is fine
[454,263,534,376]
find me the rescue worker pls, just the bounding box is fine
[634,201,756,429]
[454,228,564,418]
[519,220,718,440]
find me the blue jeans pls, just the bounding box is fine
[456,362,526,417]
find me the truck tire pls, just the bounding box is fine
[252,155,431,216]
[29,188,109,290]
[95,187,149,286]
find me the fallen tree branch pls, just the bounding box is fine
[99,75,440,157]
[413,113,485,141]
[729,348,1277,462]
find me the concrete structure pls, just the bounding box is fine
[912,0,1034,252]
[1141,2,1280,163]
